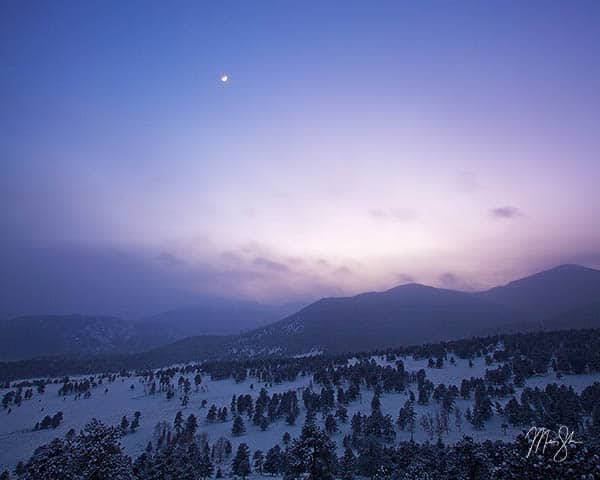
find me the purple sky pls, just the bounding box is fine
[1,1,599,317]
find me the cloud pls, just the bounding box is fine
[0,241,345,318]
[316,258,331,267]
[490,206,522,219]
[0,243,204,319]
[438,272,460,288]
[252,257,289,272]
[397,273,415,283]
[368,209,388,219]
[333,265,353,276]
[220,250,244,264]
[368,208,416,222]
[437,272,476,290]
[156,251,183,266]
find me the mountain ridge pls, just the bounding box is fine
[3,264,600,362]
[226,264,600,355]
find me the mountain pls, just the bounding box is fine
[223,265,600,356]
[0,315,158,361]
[139,299,302,337]
[226,283,525,355]
[5,264,600,363]
[139,334,233,365]
[0,334,233,382]
[0,299,304,362]
[477,264,600,318]
[542,302,600,331]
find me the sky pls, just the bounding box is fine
[1,1,600,317]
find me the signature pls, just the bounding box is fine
[525,425,583,462]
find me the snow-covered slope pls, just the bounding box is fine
[2,351,599,472]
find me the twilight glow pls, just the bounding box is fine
[1,1,599,317]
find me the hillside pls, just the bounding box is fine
[477,264,600,318]
[3,328,600,476]
[226,283,524,355]
[223,265,600,356]
[0,299,300,362]
[0,315,147,361]
[138,299,300,337]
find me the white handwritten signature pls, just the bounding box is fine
[525,425,583,462]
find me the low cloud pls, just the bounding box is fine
[490,206,522,219]
[437,272,476,291]
[397,273,415,284]
[156,252,183,266]
[253,257,289,272]
[334,265,353,276]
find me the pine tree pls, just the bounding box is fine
[231,395,237,415]
[397,399,415,430]
[232,443,251,479]
[15,462,25,478]
[590,402,600,432]
[447,436,489,480]
[335,405,348,423]
[260,415,269,431]
[198,443,214,479]
[338,447,356,480]
[285,411,296,425]
[130,411,141,432]
[25,419,133,479]
[15,461,26,477]
[184,413,198,440]
[465,407,473,423]
[232,415,246,436]
[454,407,462,432]
[120,415,129,434]
[418,384,430,405]
[350,413,363,447]
[206,404,217,423]
[356,437,387,479]
[173,410,184,437]
[218,406,228,422]
[325,414,338,434]
[252,450,264,474]
[264,445,283,476]
[51,411,63,429]
[288,421,337,480]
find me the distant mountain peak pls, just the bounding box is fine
[386,282,434,292]
[546,263,598,273]
[478,263,600,318]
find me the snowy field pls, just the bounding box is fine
[2,353,599,472]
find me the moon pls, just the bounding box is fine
[220,74,229,83]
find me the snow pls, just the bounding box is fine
[1,353,599,472]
